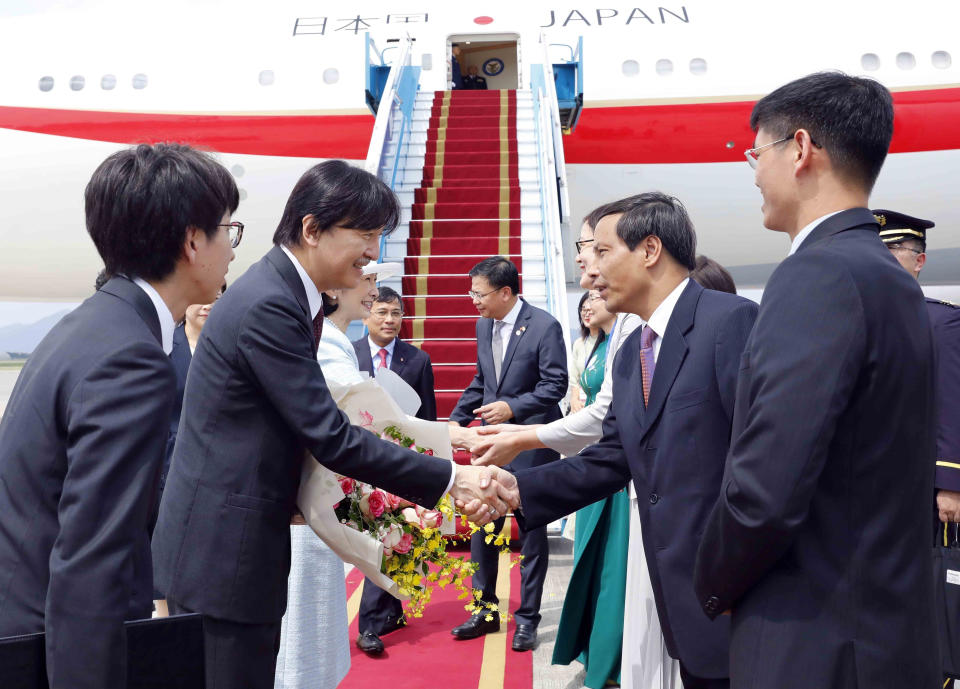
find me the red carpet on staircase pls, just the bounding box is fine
[399,89,525,422]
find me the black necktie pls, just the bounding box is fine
[313,312,324,355]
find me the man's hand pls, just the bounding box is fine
[938,490,960,523]
[475,423,525,436]
[471,433,522,468]
[448,425,481,451]
[450,465,520,525]
[473,401,513,425]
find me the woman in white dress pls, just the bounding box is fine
[274,267,382,689]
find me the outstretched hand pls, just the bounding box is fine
[450,465,520,525]
[470,433,522,468]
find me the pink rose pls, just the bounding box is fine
[339,477,355,495]
[393,532,413,554]
[420,509,442,529]
[359,489,387,519]
[384,493,403,511]
[380,523,402,556]
[423,448,434,456]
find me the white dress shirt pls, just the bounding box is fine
[536,312,644,456]
[368,336,397,370]
[132,277,175,355]
[788,211,842,256]
[280,246,456,493]
[492,298,525,363]
[644,277,689,363]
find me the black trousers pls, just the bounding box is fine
[168,599,281,689]
[680,661,730,689]
[469,510,548,628]
[358,578,405,635]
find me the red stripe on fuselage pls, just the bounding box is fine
[2,86,959,163]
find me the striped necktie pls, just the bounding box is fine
[312,312,323,356]
[640,325,656,406]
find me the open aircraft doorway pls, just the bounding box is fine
[448,33,520,89]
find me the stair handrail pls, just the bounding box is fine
[531,72,572,356]
[539,33,573,227]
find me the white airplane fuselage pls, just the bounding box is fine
[1,0,958,301]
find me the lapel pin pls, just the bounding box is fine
[516,326,526,336]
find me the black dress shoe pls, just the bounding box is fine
[451,612,500,639]
[511,624,537,652]
[356,631,385,655]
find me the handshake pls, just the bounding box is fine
[448,464,520,525]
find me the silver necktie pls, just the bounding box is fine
[492,320,506,382]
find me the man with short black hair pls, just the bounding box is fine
[153,160,517,689]
[0,143,240,689]
[449,256,567,652]
[352,285,437,654]
[694,72,940,688]
[505,192,757,688]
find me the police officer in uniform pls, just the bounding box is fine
[464,65,488,90]
[873,210,960,523]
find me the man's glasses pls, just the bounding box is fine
[575,238,594,254]
[371,309,403,319]
[468,288,499,300]
[887,243,924,255]
[744,133,820,169]
[218,221,244,248]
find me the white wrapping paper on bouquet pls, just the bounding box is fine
[297,375,455,599]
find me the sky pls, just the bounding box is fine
[0,301,78,328]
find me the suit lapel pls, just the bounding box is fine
[390,339,408,376]
[265,246,311,322]
[478,318,496,383]
[355,339,375,377]
[101,276,163,347]
[497,301,531,391]
[637,281,701,439]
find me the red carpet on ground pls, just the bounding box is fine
[339,545,531,689]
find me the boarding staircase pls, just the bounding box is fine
[365,34,574,421]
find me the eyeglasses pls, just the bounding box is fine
[887,243,924,255]
[218,222,244,248]
[575,238,594,254]
[744,133,821,169]
[371,308,403,319]
[468,288,499,300]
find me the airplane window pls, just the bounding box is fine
[689,58,707,75]
[239,189,248,201]
[69,76,85,91]
[861,53,881,71]
[258,70,275,86]
[932,51,952,69]
[896,52,916,70]
[655,59,673,76]
[231,165,245,178]
[132,73,148,89]
[38,76,54,92]
[323,68,339,84]
[622,60,639,77]
[422,53,433,71]
[101,74,116,90]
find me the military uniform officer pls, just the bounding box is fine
[873,209,960,522]
[464,65,488,90]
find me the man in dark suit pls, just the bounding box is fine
[463,65,488,90]
[693,73,939,688]
[152,160,518,689]
[870,210,960,528]
[352,285,437,654]
[0,143,240,688]
[355,285,437,421]
[448,256,567,652]
[503,193,757,688]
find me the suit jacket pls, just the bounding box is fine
[517,282,758,678]
[0,277,176,689]
[694,208,940,688]
[152,246,453,625]
[449,299,567,471]
[354,337,437,421]
[928,298,960,491]
[160,324,191,497]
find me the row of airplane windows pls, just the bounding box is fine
[35,69,343,92]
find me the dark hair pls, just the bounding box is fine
[750,71,893,191]
[321,293,338,317]
[590,192,697,270]
[94,268,110,291]
[468,256,520,295]
[374,286,403,311]
[691,255,736,294]
[273,160,400,247]
[577,291,592,340]
[85,143,239,282]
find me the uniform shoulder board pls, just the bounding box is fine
[934,298,960,308]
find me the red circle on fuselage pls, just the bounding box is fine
[473,16,494,24]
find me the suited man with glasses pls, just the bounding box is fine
[448,256,567,652]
